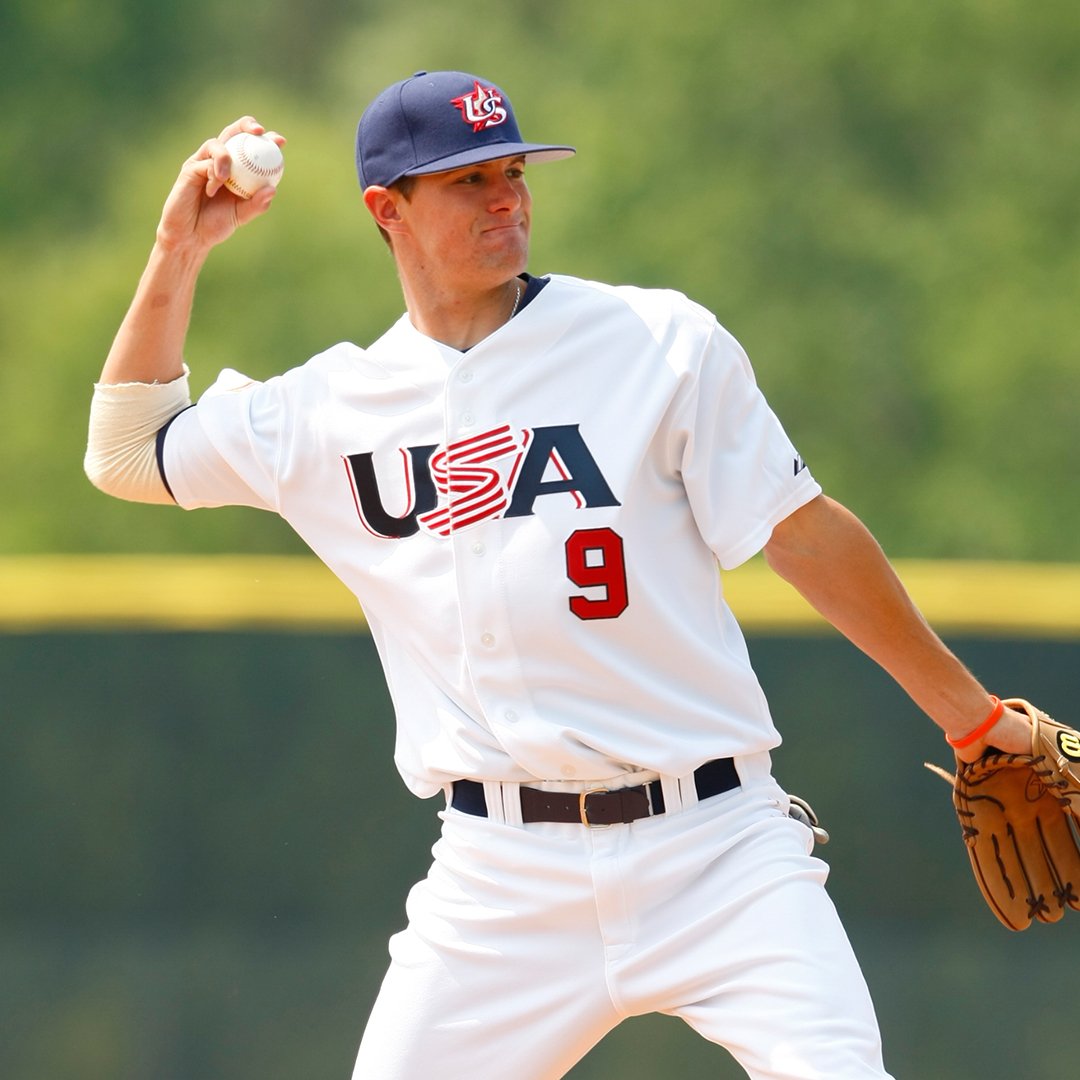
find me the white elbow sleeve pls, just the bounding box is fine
[84,368,193,504]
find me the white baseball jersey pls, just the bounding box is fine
[163,274,821,797]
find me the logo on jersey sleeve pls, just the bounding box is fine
[344,423,620,540]
[450,82,509,132]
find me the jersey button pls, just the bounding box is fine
[458,370,474,384]
[480,632,496,648]
[560,765,577,778]
[461,412,475,427]
[503,709,519,724]
[471,541,486,556]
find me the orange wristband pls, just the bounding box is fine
[946,696,1005,749]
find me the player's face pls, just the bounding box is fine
[400,156,532,287]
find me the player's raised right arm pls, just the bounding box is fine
[86,119,282,503]
[99,117,282,386]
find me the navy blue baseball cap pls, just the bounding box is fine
[356,70,575,190]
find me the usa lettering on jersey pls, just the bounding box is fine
[344,423,620,540]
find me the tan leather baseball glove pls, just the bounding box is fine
[927,698,1080,930]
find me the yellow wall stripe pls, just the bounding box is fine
[1,555,1079,636]
[723,558,1080,638]
[0,555,362,632]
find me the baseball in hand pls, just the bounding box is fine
[223,132,284,199]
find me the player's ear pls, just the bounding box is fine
[363,186,406,235]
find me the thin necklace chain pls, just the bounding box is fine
[508,279,523,320]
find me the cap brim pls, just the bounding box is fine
[404,143,576,178]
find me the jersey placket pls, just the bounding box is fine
[443,357,540,774]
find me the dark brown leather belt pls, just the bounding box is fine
[451,757,739,826]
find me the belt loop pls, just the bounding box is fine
[482,781,510,824]
[678,771,699,809]
[659,774,686,815]
[499,781,524,827]
[733,750,773,787]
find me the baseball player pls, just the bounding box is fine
[86,70,1034,1079]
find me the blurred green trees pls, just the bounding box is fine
[2,0,1078,557]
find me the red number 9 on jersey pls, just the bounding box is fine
[564,528,629,620]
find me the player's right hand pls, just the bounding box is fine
[155,117,285,254]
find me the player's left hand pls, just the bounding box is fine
[952,702,1033,763]
[927,698,1080,930]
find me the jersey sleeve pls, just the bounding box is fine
[677,322,821,570]
[161,368,286,512]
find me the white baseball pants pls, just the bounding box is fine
[352,756,893,1079]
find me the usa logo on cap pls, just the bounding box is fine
[355,70,575,189]
[451,82,509,132]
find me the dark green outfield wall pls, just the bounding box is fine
[2,632,1075,1079]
